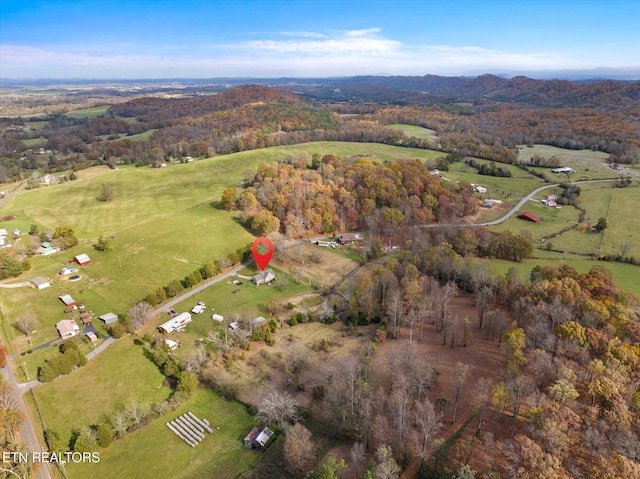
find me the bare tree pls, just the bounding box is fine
[375,444,401,479]
[474,378,493,435]
[181,349,207,373]
[109,409,130,438]
[620,241,633,260]
[284,341,308,388]
[414,398,441,472]
[128,301,152,329]
[15,311,38,344]
[476,285,492,330]
[258,390,300,429]
[451,362,469,424]
[125,400,150,430]
[350,442,367,479]
[0,377,18,410]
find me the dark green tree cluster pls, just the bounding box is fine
[0,251,26,280]
[52,225,79,250]
[37,340,88,382]
[466,159,512,177]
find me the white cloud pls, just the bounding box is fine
[1,28,637,78]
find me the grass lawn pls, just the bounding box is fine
[31,337,172,448]
[389,124,439,141]
[121,129,157,141]
[23,138,47,147]
[26,120,49,130]
[600,186,640,259]
[64,105,110,118]
[65,387,260,479]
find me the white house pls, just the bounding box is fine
[158,312,192,333]
[56,319,80,339]
[551,167,575,174]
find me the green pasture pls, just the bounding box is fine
[444,159,546,204]
[31,337,172,448]
[600,186,640,259]
[64,105,110,119]
[389,124,439,141]
[2,141,439,354]
[516,144,616,182]
[65,387,259,479]
[22,138,47,147]
[26,120,49,130]
[122,129,157,141]
[485,253,640,297]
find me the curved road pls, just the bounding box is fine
[423,178,619,228]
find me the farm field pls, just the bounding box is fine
[389,123,439,141]
[31,337,172,448]
[64,105,110,118]
[64,387,259,479]
[516,144,618,182]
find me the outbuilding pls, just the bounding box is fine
[244,426,273,448]
[98,312,118,325]
[211,314,224,322]
[73,254,91,266]
[158,312,192,334]
[30,277,51,290]
[58,294,76,307]
[518,212,540,223]
[59,266,78,276]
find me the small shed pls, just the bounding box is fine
[228,321,240,331]
[86,331,98,343]
[518,212,540,223]
[191,303,206,314]
[74,254,91,266]
[250,316,266,328]
[59,266,78,276]
[56,319,79,339]
[98,312,118,325]
[212,314,224,322]
[38,242,58,256]
[58,294,76,307]
[30,277,51,290]
[244,426,273,448]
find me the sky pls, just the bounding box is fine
[1,0,639,79]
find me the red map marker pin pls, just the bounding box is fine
[251,237,274,271]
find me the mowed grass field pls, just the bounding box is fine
[65,387,259,479]
[32,337,172,448]
[64,105,110,118]
[389,123,439,142]
[516,144,617,182]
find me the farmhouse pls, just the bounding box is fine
[551,167,575,174]
[244,426,273,448]
[30,277,51,290]
[59,266,78,276]
[542,198,561,208]
[518,212,540,223]
[73,253,91,266]
[98,312,118,325]
[55,319,79,339]
[472,184,487,194]
[251,268,275,286]
[158,312,192,333]
[336,233,364,245]
[58,294,76,307]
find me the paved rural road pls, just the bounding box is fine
[1,359,52,479]
[422,178,620,228]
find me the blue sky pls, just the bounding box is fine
[1,0,639,79]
